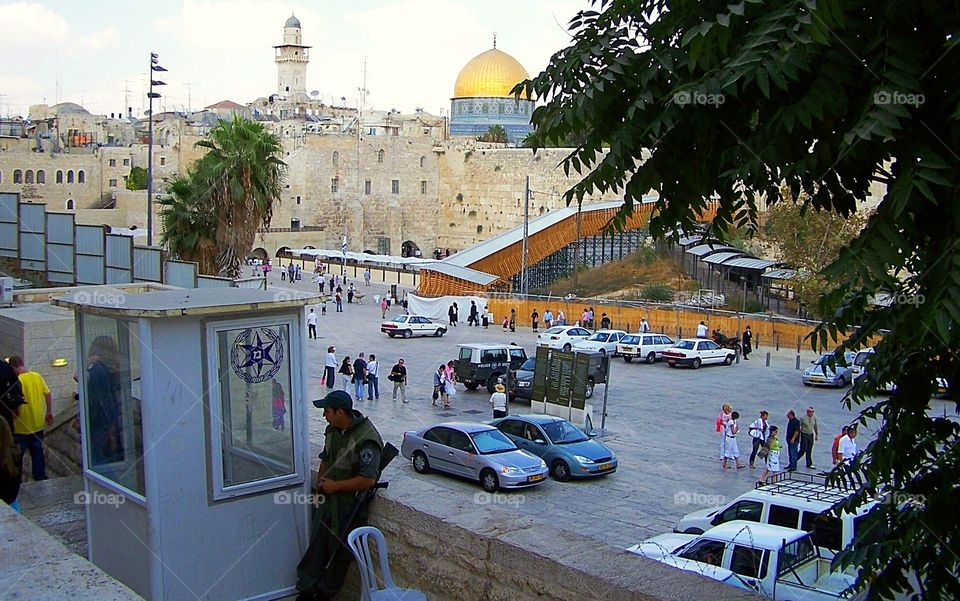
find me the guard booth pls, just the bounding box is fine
[54,288,314,600]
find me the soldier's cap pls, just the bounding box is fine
[313,389,353,410]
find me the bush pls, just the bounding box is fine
[641,284,673,302]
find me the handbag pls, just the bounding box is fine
[432,388,439,401]
[757,446,769,460]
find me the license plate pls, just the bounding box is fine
[598,463,613,471]
[810,377,824,382]
[622,347,634,352]
[527,473,545,482]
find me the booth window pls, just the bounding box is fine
[209,321,299,498]
[80,315,145,496]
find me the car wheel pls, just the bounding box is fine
[434,328,444,337]
[723,354,734,366]
[692,358,702,369]
[464,382,480,391]
[480,468,499,493]
[387,333,395,338]
[562,343,572,352]
[486,375,501,394]
[551,460,571,482]
[646,352,656,364]
[585,378,595,399]
[623,356,633,363]
[403,329,412,339]
[412,451,430,474]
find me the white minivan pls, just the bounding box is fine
[616,333,676,363]
[673,473,875,558]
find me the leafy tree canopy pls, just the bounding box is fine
[125,166,147,191]
[478,124,508,143]
[518,1,960,598]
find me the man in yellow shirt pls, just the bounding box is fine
[8,357,53,481]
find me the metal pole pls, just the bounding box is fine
[600,353,611,430]
[521,175,529,295]
[147,65,154,247]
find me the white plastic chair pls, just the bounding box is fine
[347,526,427,601]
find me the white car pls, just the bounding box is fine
[536,326,592,351]
[617,333,676,364]
[380,315,447,338]
[661,339,736,369]
[571,329,627,355]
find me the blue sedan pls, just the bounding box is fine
[490,415,618,481]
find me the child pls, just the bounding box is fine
[502,316,509,331]
[756,426,782,484]
[321,299,327,315]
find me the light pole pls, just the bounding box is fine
[147,52,167,247]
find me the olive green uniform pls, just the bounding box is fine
[296,410,383,597]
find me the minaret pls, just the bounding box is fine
[274,14,310,97]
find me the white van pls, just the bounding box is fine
[673,473,875,557]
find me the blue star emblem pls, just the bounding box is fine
[231,327,284,383]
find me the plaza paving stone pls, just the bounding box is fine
[256,271,949,551]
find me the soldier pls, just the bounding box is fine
[296,390,383,601]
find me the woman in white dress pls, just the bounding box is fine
[722,411,746,469]
[716,404,733,460]
[756,426,782,484]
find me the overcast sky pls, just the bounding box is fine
[0,0,585,119]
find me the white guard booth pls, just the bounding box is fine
[54,288,314,600]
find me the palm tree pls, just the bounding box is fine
[158,172,218,274]
[192,116,285,278]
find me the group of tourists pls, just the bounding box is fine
[322,347,409,404]
[714,404,859,483]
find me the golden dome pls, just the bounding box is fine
[453,48,531,98]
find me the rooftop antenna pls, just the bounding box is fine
[185,82,192,112]
[493,32,497,49]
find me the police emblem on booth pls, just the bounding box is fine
[231,327,284,383]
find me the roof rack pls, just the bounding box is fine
[754,471,854,504]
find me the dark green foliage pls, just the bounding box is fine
[478,124,508,143]
[640,283,673,302]
[518,1,960,598]
[125,166,147,190]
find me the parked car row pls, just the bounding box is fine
[399,415,618,492]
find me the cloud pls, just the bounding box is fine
[79,26,122,50]
[0,2,69,48]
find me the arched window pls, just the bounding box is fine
[377,149,384,163]
[332,151,339,166]
[56,170,63,183]
[36,170,45,184]
[420,156,426,168]
[66,199,74,210]
[25,170,34,184]
[14,170,22,184]
[78,170,85,183]
[67,170,74,183]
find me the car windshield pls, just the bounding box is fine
[469,429,517,454]
[391,316,407,323]
[544,327,565,334]
[854,352,873,367]
[587,332,609,342]
[541,420,589,444]
[675,341,695,350]
[520,357,536,370]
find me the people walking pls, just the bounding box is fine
[314,273,325,293]
[364,269,371,286]
[531,309,539,332]
[756,426,782,484]
[640,317,651,333]
[786,410,801,471]
[448,303,457,327]
[798,406,819,469]
[837,427,858,464]
[831,426,850,465]
[469,301,479,327]
[509,309,516,332]
[324,347,337,389]
[696,321,709,338]
[543,309,554,329]
[587,307,594,329]
[433,365,450,408]
[307,309,318,339]
[335,291,343,312]
[581,308,590,328]
[352,353,367,401]
[748,410,770,468]
[295,264,301,281]
[556,310,566,326]
[722,411,746,469]
[8,356,52,481]
[490,384,508,419]
[381,296,389,319]
[716,404,733,460]
[338,357,353,391]
[742,325,753,359]
[389,358,408,403]
[365,354,379,400]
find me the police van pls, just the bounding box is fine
[454,343,527,393]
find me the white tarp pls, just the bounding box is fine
[407,294,490,323]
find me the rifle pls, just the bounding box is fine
[324,442,399,569]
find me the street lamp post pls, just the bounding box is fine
[147,52,167,247]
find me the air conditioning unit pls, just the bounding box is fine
[0,277,13,306]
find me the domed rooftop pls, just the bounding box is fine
[285,14,301,28]
[52,102,90,115]
[453,48,530,98]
